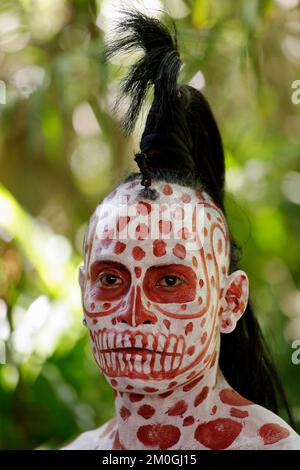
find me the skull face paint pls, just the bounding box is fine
[81,179,246,393]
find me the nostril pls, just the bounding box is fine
[121,320,128,324]
[143,320,152,325]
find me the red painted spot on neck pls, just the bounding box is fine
[194,418,242,449]
[183,416,195,426]
[137,424,180,449]
[186,371,198,380]
[129,393,144,403]
[182,376,203,392]
[143,387,158,393]
[168,381,178,389]
[137,404,156,420]
[194,386,209,407]
[159,390,173,399]
[166,400,188,416]
[120,406,131,421]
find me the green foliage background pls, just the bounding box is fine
[0,0,300,449]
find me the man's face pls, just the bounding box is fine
[81,179,231,393]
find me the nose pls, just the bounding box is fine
[113,285,158,326]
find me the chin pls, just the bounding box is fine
[94,350,208,394]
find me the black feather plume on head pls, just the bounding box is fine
[105,9,226,209]
[105,9,181,135]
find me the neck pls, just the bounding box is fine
[112,351,226,450]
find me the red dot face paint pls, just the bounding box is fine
[82,180,232,392]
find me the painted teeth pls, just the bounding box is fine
[107,334,114,349]
[124,334,131,348]
[135,334,143,349]
[95,330,184,374]
[117,333,123,348]
[167,336,176,353]
[157,333,166,352]
[103,333,108,349]
[173,356,180,369]
[106,353,111,368]
[126,353,131,363]
[164,355,172,372]
[177,337,184,355]
[147,334,154,349]
[98,354,104,369]
[154,354,161,372]
[135,358,142,373]
[111,353,116,370]
[118,352,125,371]
[143,354,152,374]
[100,332,104,351]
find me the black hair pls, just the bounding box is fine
[105,9,295,426]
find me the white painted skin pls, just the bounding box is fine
[62,179,300,450]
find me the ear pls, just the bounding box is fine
[219,270,249,334]
[78,265,86,291]
[79,266,87,327]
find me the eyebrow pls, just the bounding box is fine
[90,259,192,270]
[90,260,127,270]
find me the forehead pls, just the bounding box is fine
[84,180,229,268]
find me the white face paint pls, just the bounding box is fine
[80,179,248,394]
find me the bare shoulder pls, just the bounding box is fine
[61,418,117,450]
[232,403,300,450]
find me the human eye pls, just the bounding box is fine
[97,272,123,286]
[156,275,185,287]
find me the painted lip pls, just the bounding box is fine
[100,348,180,356]
[100,348,160,354]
